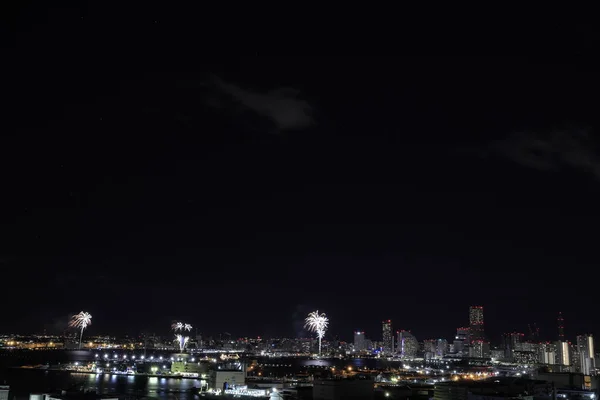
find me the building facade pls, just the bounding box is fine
[577,334,595,375]
[557,341,571,367]
[502,332,524,361]
[397,330,418,358]
[469,307,484,341]
[0,386,9,400]
[354,331,367,352]
[382,320,393,355]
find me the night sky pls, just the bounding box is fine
[3,8,600,343]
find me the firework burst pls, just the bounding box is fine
[171,321,192,352]
[304,310,328,356]
[69,311,92,350]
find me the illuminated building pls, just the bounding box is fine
[557,341,571,366]
[577,334,595,375]
[516,341,537,352]
[469,306,484,341]
[490,349,504,360]
[538,342,557,365]
[397,330,418,358]
[354,331,367,352]
[502,332,523,361]
[0,386,9,400]
[457,327,470,341]
[382,320,393,355]
[513,350,538,365]
[436,339,448,358]
[469,340,489,358]
[170,354,206,375]
[469,307,489,357]
[423,339,436,359]
[453,327,470,355]
[209,361,246,391]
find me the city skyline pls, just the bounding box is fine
[3,306,592,346]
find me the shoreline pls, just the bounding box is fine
[13,367,202,380]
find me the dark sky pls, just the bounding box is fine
[3,7,600,343]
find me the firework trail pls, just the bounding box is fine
[171,321,192,352]
[171,322,183,331]
[305,310,328,356]
[175,334,190,351]
[69,311,92,350]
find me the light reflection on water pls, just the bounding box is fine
[7,370,204,400]
[6,356,403,400]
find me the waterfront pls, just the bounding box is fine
[0,350,414,376]
[3,369,204,400]
[0,350,462,399]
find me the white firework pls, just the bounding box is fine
[174,334,190,352]
[304,310,328,356]
[171,321,192,352]
[171,322,184,331]
[69,311,92,350]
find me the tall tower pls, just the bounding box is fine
[382,320,393,354]
[469,306,485,341]
[557,312,565,341]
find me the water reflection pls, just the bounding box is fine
[6,357,401,400]
[7,370,204,400]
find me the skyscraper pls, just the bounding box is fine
[469,306,485,341]
[435,339,448,358]
[577,334,595,375]
[557,340,571,366]
[538,342,557,364]
[382,320,393,354]
[397,330,418,358]
[502,332,523,361]
[354,331,366,352]
[453,327,470,355]
[423,339,436,359]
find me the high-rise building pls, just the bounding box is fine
[513,350,538,365]
[397,330,418,358]
[557,340,571,366]
[468,306,490,357]
[502,332,524,361]
[436,339,448,358]
[558,312,565,341]
[539,342,557,365]
[453,327,470,355]
[577,334,595,375]
[382,320,393,354]
[423,339,436,359]
[469,306,485,341]
[469,340,489,358]
[354,331,367,352]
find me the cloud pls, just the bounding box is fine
[490,129,600,179]
[211,77,315,131]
